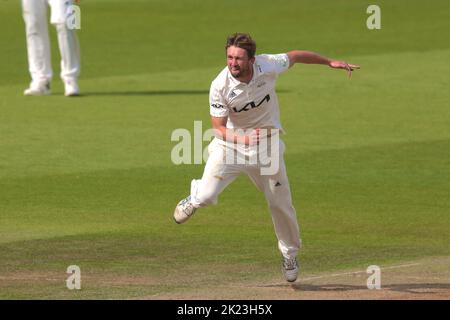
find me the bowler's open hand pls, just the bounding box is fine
[329,61,360,78]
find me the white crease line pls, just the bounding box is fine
[244,263,424,287]
[300,263,422,282]
[0,276,61,281]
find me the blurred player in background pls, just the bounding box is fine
[21,0,80,96]
[174,33,359,282]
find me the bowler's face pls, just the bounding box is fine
[227,46,254,80]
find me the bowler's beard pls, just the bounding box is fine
[229,64,251,80]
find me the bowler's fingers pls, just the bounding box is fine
[344,63,352,78]
[343,63,360,78]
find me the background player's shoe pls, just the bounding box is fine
[64,80,80,96]
[173,196,197,224]
[24,81,51,96]
[282,257,299,282]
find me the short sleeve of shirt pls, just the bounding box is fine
[209,82,228,117]
[258,53,290,75]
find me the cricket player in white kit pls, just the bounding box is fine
[21,0,81,96]
[174,33,359,282]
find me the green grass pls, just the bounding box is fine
[0,0,449,299]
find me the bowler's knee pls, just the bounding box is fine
[25,17,45,35]
[269,199,295,215]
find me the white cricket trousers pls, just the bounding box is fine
[22,0,80,84]
[190,138,301,260]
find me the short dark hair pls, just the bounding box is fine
[225,33,256,59]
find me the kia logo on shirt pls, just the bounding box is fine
[232,94,270,113]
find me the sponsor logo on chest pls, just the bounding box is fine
[232,94,271,113]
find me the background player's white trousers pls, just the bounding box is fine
[190,138,301,260]
[22,0,80,85]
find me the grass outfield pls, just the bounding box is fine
[0,0,449,299]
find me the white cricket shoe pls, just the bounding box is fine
[282,257,299,282]
[64,80,80,97]
[24,81,51,96]
[173,196,197,224]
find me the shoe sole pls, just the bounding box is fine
[173,217,182,224]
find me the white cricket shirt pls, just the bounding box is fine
[209,53,290,133]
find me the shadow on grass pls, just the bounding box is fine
[261,282,450,295]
